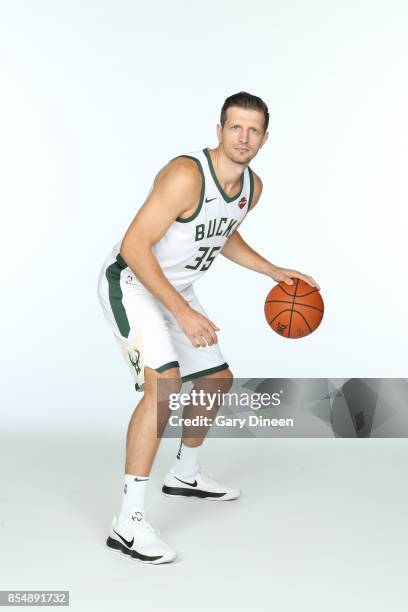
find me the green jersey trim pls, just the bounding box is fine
[247,166,255,211]
[169,154,206,223]
[203,148,244,203]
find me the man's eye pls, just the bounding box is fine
[251,128,258,133]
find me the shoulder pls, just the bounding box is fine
[146,155,202,219]
[248,168,263,211]
[153,155,202,191]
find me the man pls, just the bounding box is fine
[97,91,319,564]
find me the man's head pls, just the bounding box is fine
[217,91,269,164]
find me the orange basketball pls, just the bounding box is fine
[264,279,324,339]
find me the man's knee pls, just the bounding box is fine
[144,365,182,399]
[193,367,234,394]
[219,368,233,381]
[216,368,234,393]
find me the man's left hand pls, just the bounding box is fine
[270,266,320,290]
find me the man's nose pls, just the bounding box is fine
[239,130,249,143]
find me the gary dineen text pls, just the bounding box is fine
[168,416,294,429]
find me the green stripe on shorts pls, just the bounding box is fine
[105,254,130,337]
[181,362,229,382]
[156,361,180,373]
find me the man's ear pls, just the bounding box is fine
[216,123,222,143]
[261,130,269,147]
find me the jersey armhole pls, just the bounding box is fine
[246,166,255,212]
[168,155,205,223]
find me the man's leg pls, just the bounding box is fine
[120,364,181,518]
[163,368,240,500]
[180,367,234,451]
[125,365,181,475]
[106,365,181,565]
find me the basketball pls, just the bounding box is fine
[264,279,324,339]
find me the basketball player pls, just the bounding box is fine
[97,91,319,564]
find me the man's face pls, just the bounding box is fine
[217,106,269,164]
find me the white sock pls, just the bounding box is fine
[118,474,149,521]
[172,441,200,477]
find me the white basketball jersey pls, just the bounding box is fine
[111,147,255,292]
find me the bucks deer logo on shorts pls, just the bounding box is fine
[122,327,145,389]
[128,347,142,375]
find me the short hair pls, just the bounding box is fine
[220,91,269,133]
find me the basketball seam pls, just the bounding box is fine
[292,289,319,297]
[274,284,318,298]
[265,299,324,313]
[275,285,295,297]
[288,279,299,338]
[294,310,313,334]
[269,309,292,330]
[268,307,320,335]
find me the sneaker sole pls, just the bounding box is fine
[162,486,240,501]
[106,537,176,565]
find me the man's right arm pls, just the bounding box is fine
[120,158,220,347]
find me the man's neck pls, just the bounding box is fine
[208,145,247,197]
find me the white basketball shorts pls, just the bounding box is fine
[97,252,229,391]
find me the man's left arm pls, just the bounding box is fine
[220,173,320,289]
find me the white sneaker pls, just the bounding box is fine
[106,511,177,564]
[162,469,240,501]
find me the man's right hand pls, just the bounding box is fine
[175,305,220,347]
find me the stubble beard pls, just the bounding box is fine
[224,145,255,166]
